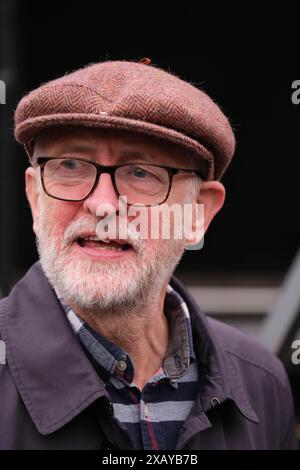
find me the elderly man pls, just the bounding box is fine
[0,60,297,450]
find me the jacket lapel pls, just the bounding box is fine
[0,261,107,435]
[170,277,260,427]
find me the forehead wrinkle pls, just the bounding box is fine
[35,138,159,165]
[34,134,98,157]
[33,129,199,168]
[52,142,99,156]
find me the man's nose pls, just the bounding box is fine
[82,173,120,217]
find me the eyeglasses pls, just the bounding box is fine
[36,157,203,206]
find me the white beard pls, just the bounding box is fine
[36,204,185,315]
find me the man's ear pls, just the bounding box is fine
[185,181,225,249]
[25,167,40,236]
[197,181,225,232]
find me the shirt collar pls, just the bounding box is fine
[61,283,196,383]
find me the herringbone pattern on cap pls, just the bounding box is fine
[14,61,235,180]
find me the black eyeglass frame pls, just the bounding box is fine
[36,156,203,206]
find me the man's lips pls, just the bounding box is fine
[73,234,133,251]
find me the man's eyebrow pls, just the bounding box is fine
[118,150,154,163]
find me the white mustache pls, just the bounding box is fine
[61,216,144,252]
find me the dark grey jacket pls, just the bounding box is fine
[0,262,297,449]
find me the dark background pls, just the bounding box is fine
[0,6,299,291]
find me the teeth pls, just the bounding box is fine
[95,245,124,251]
[83,236,110,243]
[79,236,127,251]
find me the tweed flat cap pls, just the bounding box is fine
[14,60,235,180]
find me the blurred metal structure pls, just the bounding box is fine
[0,0,19,297]
[258,248,300,355]
[188,285,277,334]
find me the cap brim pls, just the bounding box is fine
[15,113,215,180]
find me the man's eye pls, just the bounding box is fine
[132,167,151,178]
[129,166,160,179]
[61,159,79,170]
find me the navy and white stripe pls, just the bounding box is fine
[61,284,198,450]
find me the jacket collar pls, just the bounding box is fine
[0,262,259,436]
[0,261,108,435]
[170,276,259,425]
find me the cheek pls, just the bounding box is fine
[41,199,80,233]
[169,181,189,203]
[146,206,187,242]
[141,238,185,260]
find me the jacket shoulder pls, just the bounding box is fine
[207,316,288,389]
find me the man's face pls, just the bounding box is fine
[25,127,224,314]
